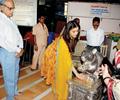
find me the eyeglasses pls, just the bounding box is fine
[3,4,15,10]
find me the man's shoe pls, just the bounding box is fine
[14,92,23,100]
[15,92,23,96]
[30,67,38,71]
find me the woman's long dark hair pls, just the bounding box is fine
[62,20,80,52]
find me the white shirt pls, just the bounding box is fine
[0,12,23,53]
[86,27,104,46]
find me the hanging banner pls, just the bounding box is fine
[90,3,111,17]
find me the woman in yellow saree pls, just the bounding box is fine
[41,20,81,100]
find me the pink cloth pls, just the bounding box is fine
[107,79,114,100]
[24,32,34,45]
[115,50,120,65]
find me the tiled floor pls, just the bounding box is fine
[0,65,55,100]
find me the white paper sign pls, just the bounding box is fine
[12,0,37,26]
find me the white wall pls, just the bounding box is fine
[67,2,120,34]
[13,0,37,26]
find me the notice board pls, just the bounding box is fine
[12,0,37,26]
[67,2,120,33]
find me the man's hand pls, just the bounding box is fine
[16,49,24,58]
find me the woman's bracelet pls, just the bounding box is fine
[103,77,111,81]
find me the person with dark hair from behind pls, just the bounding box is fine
[40,20,84,99]
[99,42,120,100]
[0,0,24,100]
[86,17,104,52]
[99,64,120,100]
[73,18,80,25]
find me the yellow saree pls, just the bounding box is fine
[41,37,73,100]
[55,37,73,100]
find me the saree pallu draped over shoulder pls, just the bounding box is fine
[40,37,59,85]
[40,37,73,100]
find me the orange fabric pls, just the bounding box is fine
[41,38,59,85]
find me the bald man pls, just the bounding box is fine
[0,0,23,100]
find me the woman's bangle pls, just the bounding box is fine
[103,77,111,81]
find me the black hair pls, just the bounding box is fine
[93,17,100,23]
[62,20,80,52]
[73,18,80,23]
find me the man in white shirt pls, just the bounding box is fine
[86,17,104,52]
[0,0,23,100]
